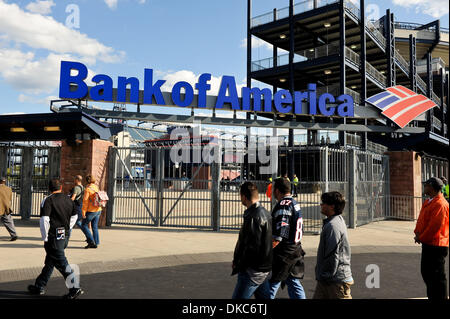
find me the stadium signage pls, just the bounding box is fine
[59,61,354,117]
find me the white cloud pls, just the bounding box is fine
[1,112,26,115]
[0,1,125,64]
[0,1,122,97]
[0,49,97,95]
[240,38,273,50]
[25,0,55,15]
[158,70,246,97]
[104,0,146,9]
[18,93,58,105]
[104,0,118,9]
[392,0,449,18]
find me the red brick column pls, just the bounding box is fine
[386,151,422,219]
[60,139,113,227]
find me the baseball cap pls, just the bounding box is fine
[423,177,444,191]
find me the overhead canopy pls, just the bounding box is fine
[0,111,111,141]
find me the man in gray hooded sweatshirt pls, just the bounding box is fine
[313,191,353,299]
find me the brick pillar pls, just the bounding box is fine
[60,139,113,227]
[386,151,422,219]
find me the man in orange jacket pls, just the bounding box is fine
[414,177,449,300]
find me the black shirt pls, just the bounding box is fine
[40,192,77,234]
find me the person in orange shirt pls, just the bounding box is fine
[414,177,449,300]
[266,182,272,200]
[81,175,103,249]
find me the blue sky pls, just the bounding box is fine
[0,0,448,118]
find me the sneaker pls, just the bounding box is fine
[28,284,45,295]
[10,236,18,241]
[63,288,84,299]
[84,243,97,249]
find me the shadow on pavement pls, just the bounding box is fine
[2,252,447,299]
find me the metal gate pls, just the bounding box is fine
[354,150,389,226]
[110,147,220,229]
[109,145,361,233]
[0,144,61,218]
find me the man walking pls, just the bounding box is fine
[313,191,353,299]
[69,175,84,229]
[28,179,84,299]
[414,177,449,300]
[0,176,18,241]
[232,182,272,299]
[268,178,306,299]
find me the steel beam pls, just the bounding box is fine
[79,108,427,134]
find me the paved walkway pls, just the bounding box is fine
[1,217,446,298]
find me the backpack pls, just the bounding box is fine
[72,185,84,207]
[89,187,109,208]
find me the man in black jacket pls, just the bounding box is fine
[232,182,272,299]
[28,179,84,299]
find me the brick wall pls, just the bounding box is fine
[60,139,113,227]
[386,151,422,219]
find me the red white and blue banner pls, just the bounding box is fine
[366,85,437,129]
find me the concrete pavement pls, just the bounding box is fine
[1,217,446,298]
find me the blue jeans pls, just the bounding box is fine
[81,211,101,245]
[269,275,306,299]
[35,235,75,289]
[232,271,271,299]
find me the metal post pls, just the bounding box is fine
[106,146,116,227]
[20,147,33,220]
[409,35,417,92]
[426,52,433,132]
[211,146,221,231]
[386,10,396,87]
[348,149,357,228]
[0,146,7,178]
[338,0,346,147]
[244,0,253,180]
[360,0,366,106]
[47,147,61,180]
[324,146,329,193]
[288,0,295,181]
[156,148,164,226]
[446,74,449,139]
[273,8,278,142]
[440,68,445,137]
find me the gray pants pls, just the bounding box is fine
[1,214,17,238]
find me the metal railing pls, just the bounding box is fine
[345,46,360,68]
[366,61,386,88]
[345,87,360,104]
[415,74,427,93]
[394,49,410,75]
[251,0,340,28]
[251,42,339,71]
[343,0,360,20]
[394,21,449,34]
[385,195,425,220]
[366,20,387,49]
[432,116,442,131]
[432,92,441,105]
